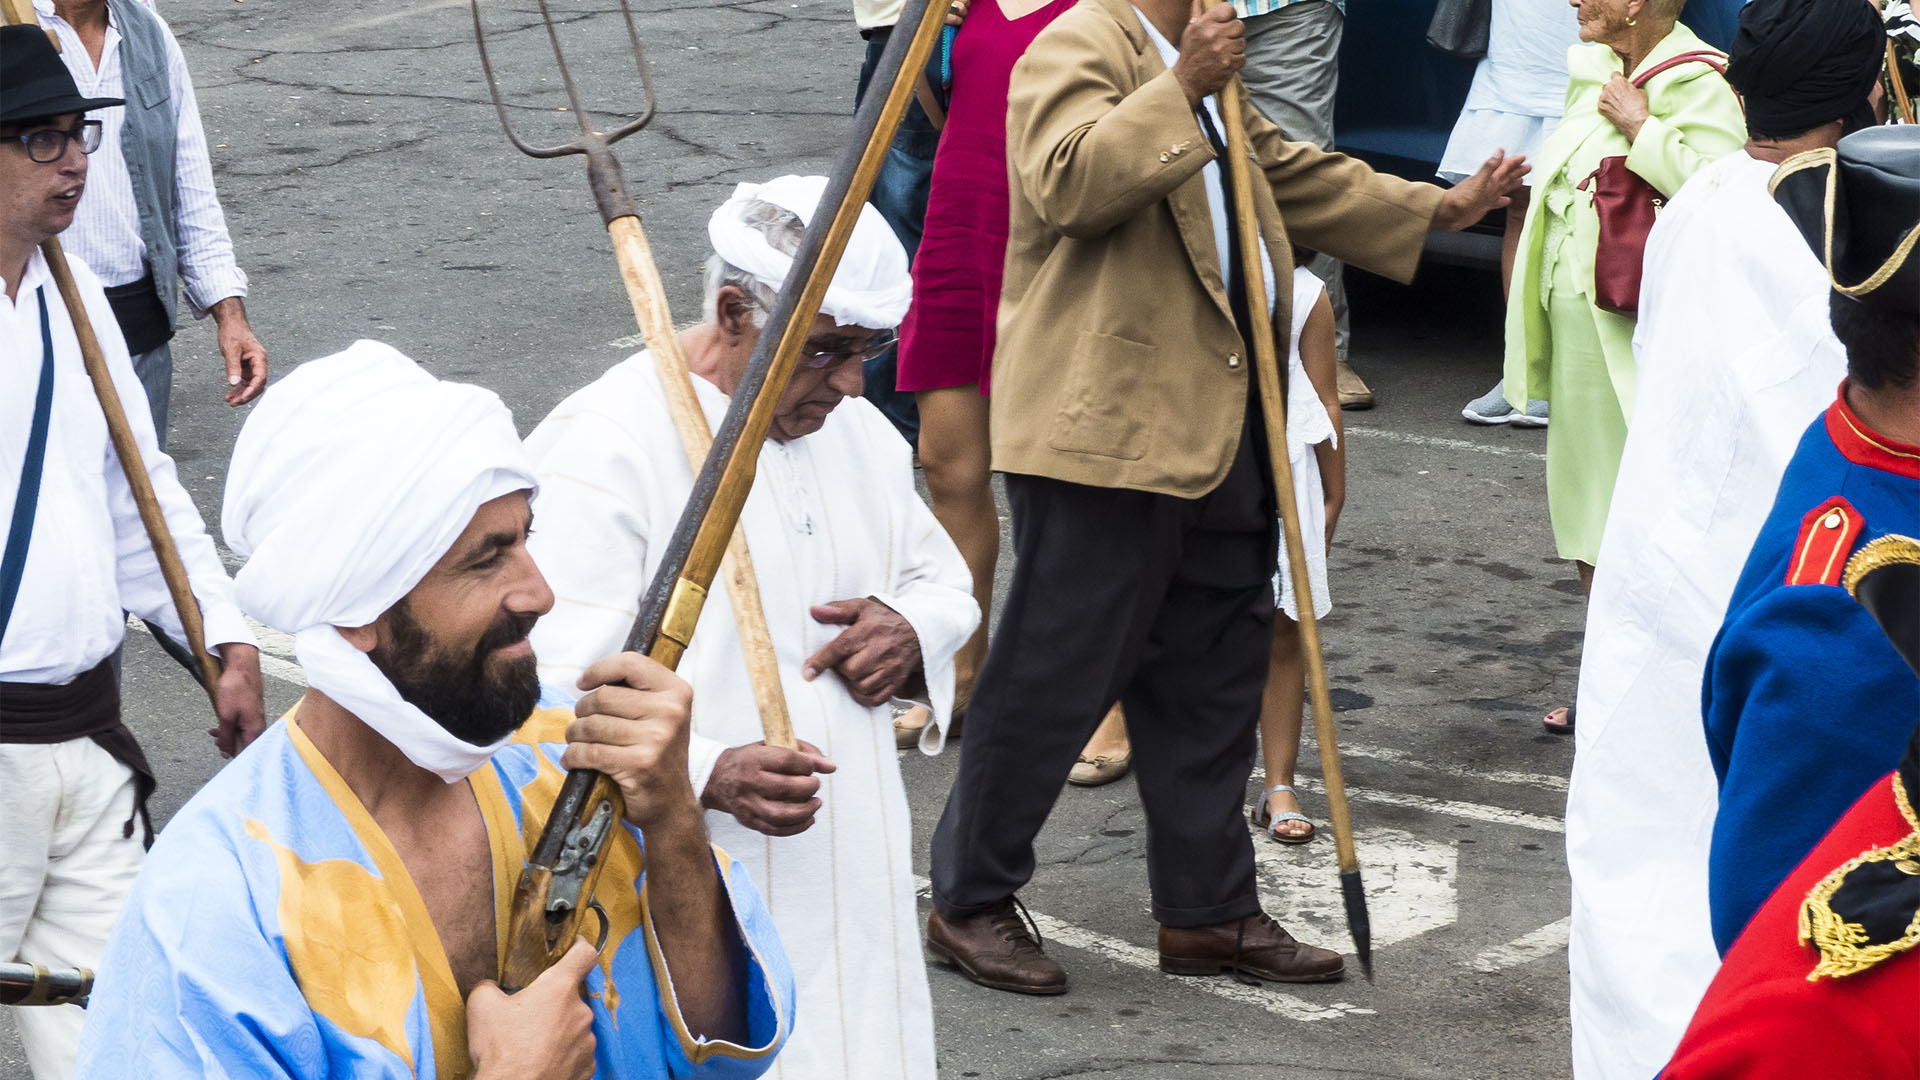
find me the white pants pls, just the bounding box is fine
[0,739,145,1080]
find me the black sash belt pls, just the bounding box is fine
[102,272,175,356]
[1,658,157,847]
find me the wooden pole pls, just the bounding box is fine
[1218,79,1372,980]
[1,3,224,705]
[606,217,796,749]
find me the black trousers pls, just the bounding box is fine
[930,408,1278,928]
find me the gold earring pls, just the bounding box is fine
[1626,14,1636,24]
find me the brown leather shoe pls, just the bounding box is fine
[1158,912,1345,983]
[926,898,1068,995]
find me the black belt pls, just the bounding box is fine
[1,658,157,847]
[102,272,175,356]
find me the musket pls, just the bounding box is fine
[0,962,93,1007]
[1219,79,1375,982]
[0,0,225,705]
[495,0,952,992]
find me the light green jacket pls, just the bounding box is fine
[1502,25,1746,419]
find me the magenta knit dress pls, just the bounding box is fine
[895,0,1075,396]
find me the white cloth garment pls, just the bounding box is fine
[1437,0,1582,182]
[526,355,977,1080]
[1566,150,1846,1080]
[709,175,911,330]
[222,341,539,782]
[1275,267,1335,620]
[1136,12,1280,316]
[0,250,250,682]
[0,740,145,1080]
[35,0,248,307]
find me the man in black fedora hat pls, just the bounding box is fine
[0,24,263,1080]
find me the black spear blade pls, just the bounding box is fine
[1340,868,1374,983]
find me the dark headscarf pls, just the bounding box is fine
[1727,0,1886,139]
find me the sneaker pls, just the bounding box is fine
[1510,397,1549,428]
[1462,381,1517,424]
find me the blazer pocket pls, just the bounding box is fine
[131,69,170,112]
[1045,330,1153,462]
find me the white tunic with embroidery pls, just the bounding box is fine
[524,353,977,1080]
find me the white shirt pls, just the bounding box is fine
[1136,10,1278,316]
[35,0,248,311]
[525,352,977,1080]
[1566,150,1845,1080]
[0,251,251,684]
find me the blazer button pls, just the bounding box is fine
[1227,353,1241,368]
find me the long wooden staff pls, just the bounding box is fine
[1,1,223,704]
[497,0,949,991]
[1219,78,1373,981]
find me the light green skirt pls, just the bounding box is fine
[1543,254,1630,566]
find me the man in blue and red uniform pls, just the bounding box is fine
[1700,124,1920,956]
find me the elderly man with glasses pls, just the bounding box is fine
[523,175,977,1080]
[0,24,263,1080]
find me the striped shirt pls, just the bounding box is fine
[1232,0,1344,19]
[34,0,248,313]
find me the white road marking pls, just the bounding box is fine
[257,652,307,688]
[1255,827,1456,949]
[1283,775,1565,834]
[606,333,648,351]
[1470,917,1572,973]
[1345,425,1547,463]
[913,877,1374,1022]
[1328,742,1568,793]
[125,614,307,687]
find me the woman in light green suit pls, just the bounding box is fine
[1503,0,1744,730]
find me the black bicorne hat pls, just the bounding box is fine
[1770,126,1920,316]
[0,24,124,126]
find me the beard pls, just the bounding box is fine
[368,599,541,746]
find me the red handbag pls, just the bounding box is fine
[1579,49,1727,316]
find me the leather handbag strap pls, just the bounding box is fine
[0,288,59,647]
[1631,49,1728,88]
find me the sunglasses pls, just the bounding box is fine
[738,293,897,368]
[9,120,103,164]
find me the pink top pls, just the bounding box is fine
[895,0,1075,396]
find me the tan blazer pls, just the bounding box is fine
[991,0,1444,498]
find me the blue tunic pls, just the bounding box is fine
[1702,390,1920,954]
[74,709,794,1078]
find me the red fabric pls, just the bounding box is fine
[1828,382,1920,481]
[1664,774,1920,1079]
[896,0,1075,396]
[1783,495,1864,587]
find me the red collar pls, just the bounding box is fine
[1826,381,1920,481]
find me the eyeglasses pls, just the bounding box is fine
[798,329,897,369]
[9,120,103,164]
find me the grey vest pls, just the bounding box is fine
[106,0,181,324]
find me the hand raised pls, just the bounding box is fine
[1596,73,1651,142]
[564,653,701,830]
[1431,149,1530,232]
[1171,0,1245,107]
[702,741,837,837]
[802,598,923,708]
[467,937,598,1080]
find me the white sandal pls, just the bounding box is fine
[1249,783,1316,845]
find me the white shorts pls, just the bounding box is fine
[1438,109,1560,184]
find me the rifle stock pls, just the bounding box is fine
[498,0,950,993]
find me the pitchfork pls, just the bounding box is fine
[470,0,796,750]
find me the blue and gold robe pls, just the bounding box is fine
[1703,387,1920,953]
[75,708,793,1077]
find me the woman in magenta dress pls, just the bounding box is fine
[893,0,1074,744]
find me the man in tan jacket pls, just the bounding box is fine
[925,0,1525,993]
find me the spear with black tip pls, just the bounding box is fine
[486,0,952,991]
[1218,77,1374,982]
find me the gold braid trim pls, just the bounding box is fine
[1843,534,1920,597]
[1798,774,1920,981]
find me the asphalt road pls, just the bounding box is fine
[4,2,1582,1076]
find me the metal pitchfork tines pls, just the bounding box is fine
[470,0,657,226]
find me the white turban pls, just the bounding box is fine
[707,174,911,330]
[223,340,539,782]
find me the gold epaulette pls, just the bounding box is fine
[1799,774,1920,980]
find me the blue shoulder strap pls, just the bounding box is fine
[0,288,59,646]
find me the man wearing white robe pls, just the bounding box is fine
[1563,1,1884,1072]
[526,176,977,1080]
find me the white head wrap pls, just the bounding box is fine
[223,340,539,782]
[707,174,911,330]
